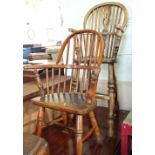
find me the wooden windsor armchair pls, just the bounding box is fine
[69,2,128,118]
[24,29,104,155]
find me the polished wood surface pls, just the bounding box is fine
[40,106,129,155]
[23,99,129,155]
[32,93,97,114]
[24,29,104,155]
[69,2,128,118]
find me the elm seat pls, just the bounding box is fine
[24,29,104,155]
[32,93,96,115]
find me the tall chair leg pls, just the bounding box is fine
[35,107,45,136]
[75,115,83,155]
[62,112,68,125]
[107,119,114,138]
[89,111,102,144]
[108,63,116,118]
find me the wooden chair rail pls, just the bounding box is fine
[96,92,110,100]
[24,64,101,71]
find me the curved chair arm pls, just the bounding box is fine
[23,67,45,97]
[24,63,100,71]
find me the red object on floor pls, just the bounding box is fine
[121,111,132,155]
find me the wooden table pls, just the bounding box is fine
[121,111,132,155]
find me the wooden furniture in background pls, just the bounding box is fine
[23,132,50,155]
[121,111,132,155]
[23,47,65,99]
[46,45,62,61]
[28,52,52,61]
[69,2,128,118]
[23,48,60,83]
[24,29,104,155]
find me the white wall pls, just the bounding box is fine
[24,0,132,110]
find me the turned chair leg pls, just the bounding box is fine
[108,63,117,118]
[62,112,68,125]
[35,107,45,136]
[75,115,83,155]
[89,111,102,144]
[107,119,114,138]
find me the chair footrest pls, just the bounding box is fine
[96,93,110,100]
[82,127,94,142]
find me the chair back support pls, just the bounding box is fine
[29,30,104,99]
[56,29,103,66]
[83,2,128,59]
